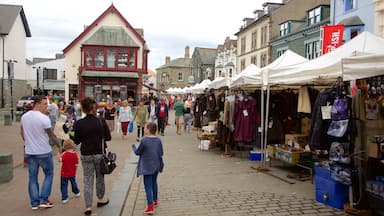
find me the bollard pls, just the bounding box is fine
[4,114,12,126]
[15,112,22,122]
[0,153,13,183]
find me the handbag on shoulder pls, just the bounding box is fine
[99,118,117,175]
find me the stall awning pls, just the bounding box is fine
[82,71,139,78]
[143,83,162,92]
[43,80,65,90]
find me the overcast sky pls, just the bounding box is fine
[2,0,282,71]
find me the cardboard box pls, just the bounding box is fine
[367,142,379,158]
[285,134,308,148]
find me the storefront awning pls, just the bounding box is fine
[143,83,163,92]
[82,71,139,78]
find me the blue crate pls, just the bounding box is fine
[315,176,349,209]
[314,165,333,181]
[249,151,263,161]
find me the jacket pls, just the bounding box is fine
[155,103,169,119]
[132,136,164,176]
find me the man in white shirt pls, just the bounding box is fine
[20,96,61,210]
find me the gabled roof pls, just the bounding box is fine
[63,4,145,53]
[157,58,191,69]
[0,4,31,37]
[83,26,139,47]
[195,48,217,65]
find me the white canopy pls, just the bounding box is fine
[231,64,261,88]
[208,76,232,89]
[267,31,384,85]
[342,53,384,81]
[189,79,212,94]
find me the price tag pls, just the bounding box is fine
[243,109,248,117]
[321,105,332,120]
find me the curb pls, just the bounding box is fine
[99,150,139,216]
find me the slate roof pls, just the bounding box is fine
[196,48,217,65]
[0,4,31,37]
[84,26,139,47]
[157,58,191,69]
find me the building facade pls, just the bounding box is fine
[214,37,237,79]
[63,4,149,102]
[270,2,330,61]
[156,46,191,91]
[235,3,283,73]
[0,4,31,107]
[375,0,384,37]
[190,47,217,84]
[331,0,375,41]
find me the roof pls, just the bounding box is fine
[197,48,217,65]
[0,4,31,37]
[83,26,140,47]
[157,58,191,69]
[338,16,364,26]
[63,4,145,53]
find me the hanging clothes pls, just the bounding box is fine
[298,86,312,114]
[233,97,257,143]
[193,96,203,128]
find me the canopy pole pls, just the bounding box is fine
[263,85,271,168]
[259,87,265,168]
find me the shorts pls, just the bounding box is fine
[175,115,183,124]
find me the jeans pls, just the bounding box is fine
[143,172,159,205]
[60,176,80,200]
[26,152,54,207]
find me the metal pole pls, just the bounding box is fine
[1,35,5,108]
[263,85,271,168]
[260,87,264,168]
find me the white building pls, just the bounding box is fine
[215,37,237,78]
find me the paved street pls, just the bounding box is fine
[0,111,346,215]
[122,112,345,216]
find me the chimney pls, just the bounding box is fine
[165,56,171,64]
[184,46,190,59]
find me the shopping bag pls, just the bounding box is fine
[128,121,134,133]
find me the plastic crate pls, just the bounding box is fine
[249,151,263,161]
[314,165,333,181]
[315,176,349,209]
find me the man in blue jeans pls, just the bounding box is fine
[20,96,61,210]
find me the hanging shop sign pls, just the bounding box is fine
[322,24,344,54]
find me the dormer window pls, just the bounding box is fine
[308,7,322,25]
[345,0,357,11]
[280,22,290,36]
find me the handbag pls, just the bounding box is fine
[128,121,134,133]
[99,118,117,175]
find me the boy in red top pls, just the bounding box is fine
[60,139,80,204]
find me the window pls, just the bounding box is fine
[229,68,233,78]
[350,28,360,39]
[277,48,288,57]
[251,31,257,50]
[261,26,268,46]
[305,40,321,60]
[280,22,289,36]
[218,70,222,77]
[241,37,246,54]
[178,72,183,81]
[251,55,257,65]
[308,7,322,25]
[260,53,267,67]
[240,59,246,71]
[107,49,116,68]
[345,0,357,11]
[43,68,57,80]
[84,46,137,70]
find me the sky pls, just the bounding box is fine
[2,0,282,71]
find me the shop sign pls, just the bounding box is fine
[322,25,344,54]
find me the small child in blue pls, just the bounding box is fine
[60,139,80,204]
[132,122,164,215]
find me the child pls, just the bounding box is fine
[132,122,164,214]
[62,109,76,141]
[60,139,81,204]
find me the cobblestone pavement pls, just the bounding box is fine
[123,118,345,216]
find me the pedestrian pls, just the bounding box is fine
[147,99,157,123]
[62,109,76,141]
[134,99,148,142]
[60,139,81,204]
[104,101,116,132]
[74,97,111,215]
[174,97,184,135]
[118,100,133,139]
[156,98,168,136]
[20,95,62,210]
[132,122,164,214]
[183,100,193,133]
[48,98,58,130]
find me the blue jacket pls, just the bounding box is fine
[155,103,169,119]
[132,137,164,176]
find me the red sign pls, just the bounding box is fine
[322,25,344,54]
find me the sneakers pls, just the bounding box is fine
[153,200,158,207]
[39,200,54,208]
[75,192,81,197]
[62,199,69,204]
[136,137,140,142]
[31,206,38,210]
[143,204,154,214]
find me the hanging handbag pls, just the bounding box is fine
[128,121,134,133]
[99,118,117,175]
